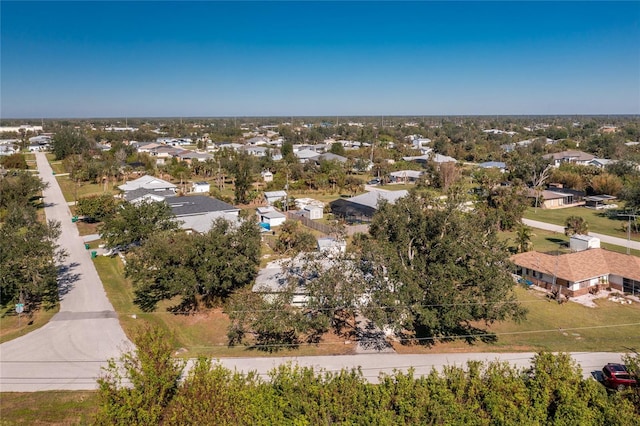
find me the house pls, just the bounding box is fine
[302,204,323,220]
[583,195,617,210]
[264,190,287,206]
[570,235,600,252]
[526,188,584,209]
[511,249,640,297]
[588,158,616,169]
[477,161,507,171]
[389,170,423,183]
[124,188,176,204]
[166,195,240,233]
[118,175,177,193]
[313,152,348,164]
[543,150,595,167]
[261,170,273,182]
[192,181,210,194]
[252,258,308,306]
[294,149,321,163]
[330,189,408,223]
[256,206,287,228]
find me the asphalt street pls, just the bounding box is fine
[0,153,132,391]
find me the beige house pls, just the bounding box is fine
[511,249,640,297]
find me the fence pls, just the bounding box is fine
[285,212,369,236]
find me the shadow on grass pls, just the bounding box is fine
[400,324,499,347]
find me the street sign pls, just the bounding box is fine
[15,303,24,314]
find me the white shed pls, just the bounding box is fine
[570,234,600,252]
[257,206,287,228]
[264,190,287,206]
[303,205,323,220]
[261,170,273,182]
[192,181,210,193]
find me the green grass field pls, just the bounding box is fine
[523,206,635,240]
[0,305,59,344]
[0,391,99,425]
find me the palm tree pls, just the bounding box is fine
[515,224,535,253]
[564,215,588,236]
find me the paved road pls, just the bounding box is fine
[208,351,625,383]
[523,218,640,251]
[0,153,131,392]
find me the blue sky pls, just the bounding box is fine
[1,1,639,118]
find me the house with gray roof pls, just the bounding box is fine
[118,175,177,192]
[330,189,408,223]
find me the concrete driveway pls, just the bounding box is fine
[0,153,131,391]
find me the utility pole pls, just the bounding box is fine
[618,212,639,255]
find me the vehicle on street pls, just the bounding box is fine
[602,363,637,391]
[367,178,381,185]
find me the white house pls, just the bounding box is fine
[118,175,177,193]
[256,206,287,228]
[192,181,210,193]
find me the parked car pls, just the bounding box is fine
[602,363,637,391]
[367,178,381,185]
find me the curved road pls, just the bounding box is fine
[0,153,131,391]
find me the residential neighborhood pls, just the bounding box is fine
[1,0,640,422]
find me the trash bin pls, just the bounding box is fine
[91,251,97,259]
[71,216,78,223]
[84,243,90,250]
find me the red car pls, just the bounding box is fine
[602,363,637,391]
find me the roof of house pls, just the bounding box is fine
[264,190,288,198]
[390,170,423,179]
[316,152,348,163]
[295,149,321,159]
[478,161,507,169]
[260,210,287,220]
[123,187,176,202]
[175,211,240,233]
[543,150,595,162]
[165,195,238,217]
[511,248,640,282]
[341,189,409,209]
[118,175,177,191]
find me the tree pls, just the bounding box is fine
[564,215,588,236]
[228,152,255,204]
[515,224,535,253]
[0,172,64,309]
[125,218,260,311]
[274,220,316,254]
[0,153,27,169]
[51,127,93,160]
[99,200,179,249]
[329,142,346,156]
[96,325,185,425]
[76,194,119,222]
[589,173,623,196]
[361,191,526,342]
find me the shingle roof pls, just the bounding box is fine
[123,188,176,202]
[511,249,640,282]
[165,195,238,217]
[343,189,408,209]
[118,175,177,191]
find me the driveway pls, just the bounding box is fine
[0,153,131,392]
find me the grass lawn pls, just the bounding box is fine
[500,228,640,257]
[55,176,115,203]
[0,305,59,344]
[393,286,640,354]
[94,256,354,358]
[523,206,634,240]
[0,391,99,425]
